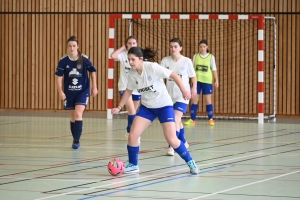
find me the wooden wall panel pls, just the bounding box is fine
[0,0,299,117]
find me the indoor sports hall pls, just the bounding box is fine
[1,1,299,200]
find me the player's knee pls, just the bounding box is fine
[74,111,83,120]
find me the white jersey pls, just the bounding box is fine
[161,56,196,104]
[192,53,217,71]
[116,51,140,95]
[127,62,173,108]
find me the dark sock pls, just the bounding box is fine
[73,120,83,142]
[70,121,75,139]
[206,104,213,119]
[178,128,187,144]
[127,145,139,166]
[174,141,192,163]
[127,114,136,133]
[190,104,199,121]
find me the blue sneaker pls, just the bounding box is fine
[72,141,80,149]
[124,163,140,173]
[187,160,199,175]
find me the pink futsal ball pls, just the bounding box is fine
[107,158,124,176]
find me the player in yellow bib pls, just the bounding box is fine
[184,40,219,126]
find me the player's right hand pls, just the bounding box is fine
[59,91,66,100]
[182,90,191,100]
[111,108,120,115]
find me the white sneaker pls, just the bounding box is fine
[166,147,175,156]
[125,133,141,144]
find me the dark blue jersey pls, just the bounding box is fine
[55,54,96,99]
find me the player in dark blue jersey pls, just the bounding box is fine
[55,36,98,149]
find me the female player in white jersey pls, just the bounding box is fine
[110,36,141,140]
[161,38,197,156]
[55,36,98,149]
[111,47,199,175]
[184,39,219,126]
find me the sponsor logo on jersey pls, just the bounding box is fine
[68,78,82,91]
[72,78,78,85]
[196,65,208,72]
[147,76,152,81]
[69,85,82,90]
[77,64,82,69]
[137,85,156,94]
[69,68,82,77]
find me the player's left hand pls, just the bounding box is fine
[91,87,98,97]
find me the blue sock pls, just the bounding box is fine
[70,121,75,139]
[127,145,139,165]
[169,131,180,148]
[73,120,83,141]
[174,141,193,163]
[176,131,180,138]
[190,104,198,121]
[178,128,187,144]
[126,114,136,133]
[206,104,213,119]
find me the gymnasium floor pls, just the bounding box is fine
[0,111,299,200]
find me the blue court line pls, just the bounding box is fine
[78,166,227,200]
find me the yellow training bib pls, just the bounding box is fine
[194,53,213,84]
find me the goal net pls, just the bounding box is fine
[108,14,276,124]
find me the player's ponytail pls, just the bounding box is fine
[199,39,210,53]
[77,50,83,66]
[128,47,157,62]
[67,35,82,66]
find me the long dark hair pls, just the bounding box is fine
[128,47,157,62]
[67,36,82,66]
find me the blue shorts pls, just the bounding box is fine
[197,82,213,95]
[136,105,175,123]
[64,92,89,110]
[119,91,141,101]
[173,102,188,114]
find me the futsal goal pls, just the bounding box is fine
[107,14,276,124]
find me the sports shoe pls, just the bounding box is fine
[187,160,199,175]
[124,163,140,173]
[125,133,141,144]
[208,118,215,126]
[184,119,195,125]
[72,141,80,149]
[166,147,175,156]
